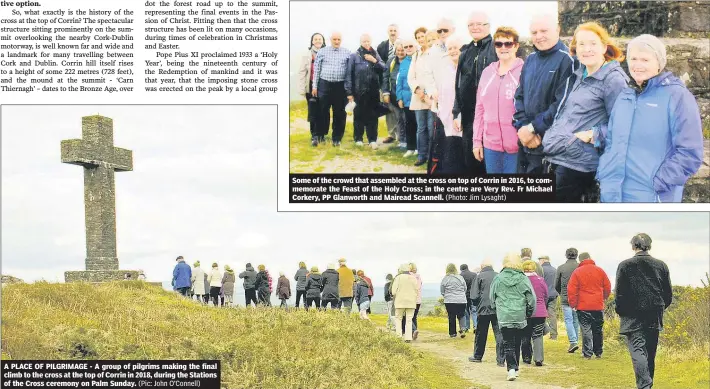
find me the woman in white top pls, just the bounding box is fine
[407,28,435,166]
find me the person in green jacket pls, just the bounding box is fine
[490,252,536,382]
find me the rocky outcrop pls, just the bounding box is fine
[1,275,24,286]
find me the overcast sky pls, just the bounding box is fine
[1,107,708,289]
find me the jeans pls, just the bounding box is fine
[305,297,321,310]
[445,303,467,336]
[483,148,518,174]
[295,290,306,308]
[562,304,580,344]
[321,299,339,309]
[462,299,478,331]
[473,314,504,364]
[501,327,523,371]
[386,101,405,141]
[386,301,397,329]
[552,164,597,203]
[280,298,288,309]
[340,297,353,313]
[317,79,347,142]
[521,317,546,363]
[545,297,558,338]
[359,300,371,319]
[403,107,418,151]
[577,310,604,357]
[414,109,434,160]
[625,327,659,389]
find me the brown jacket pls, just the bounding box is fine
[337,265,354,298]
[276,276,291,299]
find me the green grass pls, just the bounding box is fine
[289,101,426,173]
[2,282,471,389]
[369,314,709,389]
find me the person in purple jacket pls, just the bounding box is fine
[521,260,548,366]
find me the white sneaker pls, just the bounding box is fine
[370,142,378,150]
[507,369,516,381]
[355,141,364,146]
[403,150,413,157]
[398,142,406,148]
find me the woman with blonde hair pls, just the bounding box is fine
[305,266,323,310]
[392,263,420,342]
[221,265,236,307]
[441,263,468,338]
[255,264,271,306]
[407,27,435,166]
[294,261,308,308]
[490,252,536,381]
[542,21,629,202]
[521,260,548,366]
[207,262,223,307]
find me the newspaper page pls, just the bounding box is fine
[2,0,710,388]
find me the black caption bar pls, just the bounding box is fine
[290,174,555,203]
[1,360,220,389]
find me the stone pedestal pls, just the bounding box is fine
[65,270,139,282]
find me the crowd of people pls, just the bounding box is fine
[170,233,672,387]
[296,13,704,202]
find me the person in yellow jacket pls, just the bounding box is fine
[337,258,354,313]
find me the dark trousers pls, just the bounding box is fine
[258,289,271,306]
[353,93,379,143]
[625,327,659,389]
[245,288,258,307]
[321,299,338,309]
[402,303,421,333]
[403,106,417,151]
[552,164,597,203]
[473,314,504,364]
[306,92,326,139]
[177,287,190,297]
[578,310,604,357]
[501,327,523,371]
[209,286,221,306]
[295,290,306,308]
[517,143,545,174]
[306,297,321,310]
[521,317,546,363]
[318,79,347,142]
[461,109,486,175]
[445,303,466,336]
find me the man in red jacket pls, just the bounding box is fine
[567,252,611,359]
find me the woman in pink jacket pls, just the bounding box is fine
[521,260,548,366]
[473,27,523,174]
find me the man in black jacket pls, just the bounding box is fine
[468,259,504,366]
[538,255,559,339]
[377,24,400,144]
[453,11,497,175]
[616,234,672,389]
[460,264,478,333]
[513,14,576,174]
[555,247,580,352]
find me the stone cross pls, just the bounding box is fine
[62,115,137,282]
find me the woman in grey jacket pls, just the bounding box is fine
[441,263,469,338]
[294,262,308,308]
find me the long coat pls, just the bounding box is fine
[191,267,206,295]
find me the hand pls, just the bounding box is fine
[527,134,542,149]
[363,54,376,63]
[517,125,535,145]
[347,95,354,103]
[383,95,390,104]
[473,147,484,162]
[431,91,439,102]
[398,100,404,109]
[453,119,460,132]
[414,88,424,99]
[575,130,594,143]
[312,88,317,97]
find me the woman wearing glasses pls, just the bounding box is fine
[472,27,524,174]
[541,22,628,202]
[407,27,435,167]
[397,39,419,157]
[298,33,326,147]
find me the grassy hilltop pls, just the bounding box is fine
[1,281,470,389]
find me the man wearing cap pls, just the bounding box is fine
[337,258,355,313]
[555,248,580,352]
[615,234,672,389]
[538,255,559,339]
[568,252,611,359]
[172,256,192,297]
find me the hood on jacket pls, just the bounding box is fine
[499,267,527,287]
[492,57,524,73]
[245,265,254,272]
[578,258,596,267]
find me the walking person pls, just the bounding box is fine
[409,263,423,340]
[207,263,223,307]
[521,260,548,366]
[321,263,340,309]
[392,264,420,343]
[568,252,612,359]
[538,256,559,339]
[615,233,673,389]
[312,32,351,146]
[441,263,468,338]
[490,252,536,381]
[172,256,192,297]
[190,261,207,304]
[355,274,371,320]
[469,258,504,366]
[221,265,236,308]
[337,258,354,313]
[382,41,407,149]
[298,33,327,146]
[460,264,478,333]
[384,274,397,332]
[305,266,323,310]
[358,270,374,313]
[277,272,292,309]
[239,263,258,307]
[255,264,271,306]
[555,248,581,352]
[294,262,308,308]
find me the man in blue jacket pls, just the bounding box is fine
[172,255,192,296]
[513,14,576,174]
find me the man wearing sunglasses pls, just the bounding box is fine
[453,11,497,175]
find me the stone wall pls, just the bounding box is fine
[65,270,138,282]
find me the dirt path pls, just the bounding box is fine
[410,330,578,389]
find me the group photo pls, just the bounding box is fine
[288,0,709,203]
